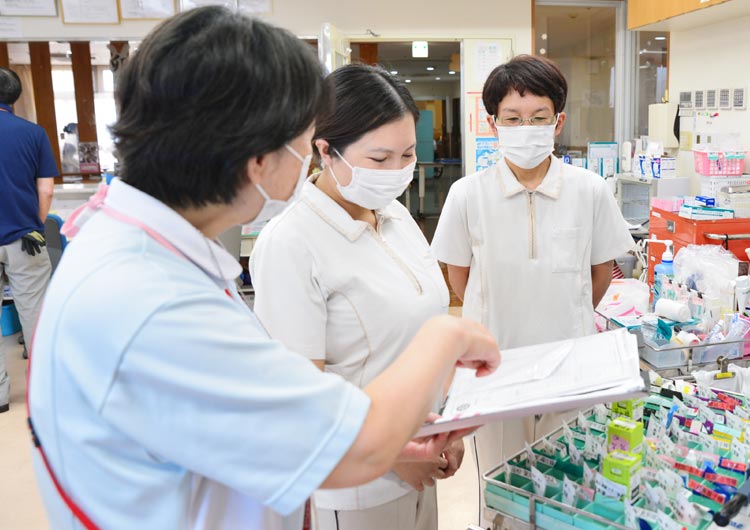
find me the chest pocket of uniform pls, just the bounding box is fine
[552,227,581,273]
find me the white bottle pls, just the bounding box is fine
[735,275,750,316]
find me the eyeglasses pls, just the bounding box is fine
[494,113,560,127]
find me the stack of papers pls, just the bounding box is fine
[416,329,646,437]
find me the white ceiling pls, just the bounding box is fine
[353,41,461,83]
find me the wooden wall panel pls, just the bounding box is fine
[358,43,378,66]
[0,43,9,69]
[628,0,731,29]
[29,42,61,173]
[70,42,98,147]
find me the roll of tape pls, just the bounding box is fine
[655,298,691,322]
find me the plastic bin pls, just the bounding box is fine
[1,301,21,337]
[694,150,746,176]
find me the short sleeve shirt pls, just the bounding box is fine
[28,179,369,529]
[0,103,59,245]
[431,156,634,349]
[250,177,449,510]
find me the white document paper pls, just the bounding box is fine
[179,0,236,10]
[61,0,119,23]
[0,0,56,16]
[416,328,645,437]
[474,42,507,85]
[0,16,22,37]
[237,0,270,14]
[120,0,176,19]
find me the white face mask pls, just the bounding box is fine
[496,122,556,170]
[250,144,311,230]
[329,148,415,210]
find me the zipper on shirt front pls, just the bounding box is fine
[527,191,537,259]
[368,225,424,294]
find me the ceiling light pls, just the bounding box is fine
[435,77,441,80]
[390,70,398,75]
[405,79,412,83]
[448,70,456,75]
[539,48,546,55]
[412,41,428,58]
[426,66,434,71]
[654,36,667,41]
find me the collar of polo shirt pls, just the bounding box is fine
[496,156,563,200]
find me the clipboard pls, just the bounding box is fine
[416,329,648,437]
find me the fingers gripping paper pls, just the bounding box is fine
[417,329,645,437]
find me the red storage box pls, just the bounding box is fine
[648,207,750,285]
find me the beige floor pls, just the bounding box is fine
[0,331,481,530]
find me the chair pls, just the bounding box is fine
[217,225,242,261]
[44,214,68,274]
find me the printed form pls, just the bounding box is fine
[417,328,645,437]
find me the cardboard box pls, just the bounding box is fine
[602,451,642,500]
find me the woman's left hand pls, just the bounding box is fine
[441,439,465,479]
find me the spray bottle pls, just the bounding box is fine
[650,238,674,304]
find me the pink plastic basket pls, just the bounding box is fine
[693,150,746,176]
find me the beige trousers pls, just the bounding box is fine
[314,486,437,530]
[0,239,51,405]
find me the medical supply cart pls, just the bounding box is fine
[648,208,750,285]
[479,375,750,530]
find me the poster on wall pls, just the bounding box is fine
[78,143,101,174]
[0,0,57,16]
[61,0,120,23]
[179,0,236,11]
[0,16,23,38]
[475,96,494,138]
[474,42,506,85]
[237,0,270,14]
[119,0,176,19]
[475,137,499,172]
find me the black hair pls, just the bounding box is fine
[111,6,325,209]
[313,63,419,157]
[0,68,22,105]
[482,54,567,116]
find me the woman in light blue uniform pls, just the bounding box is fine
[26,7,500,530]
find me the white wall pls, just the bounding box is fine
[5,0,532,45]
[669,15,750,192]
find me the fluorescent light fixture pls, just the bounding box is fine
[435,77,441,80]
[426,66,434,71]
[412,41,429,58]
[405,79,412,83]
[448,70,456,75]
[654,36,667,41]
[390,70,398,75]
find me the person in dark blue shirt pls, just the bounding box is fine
[0,67,58,412]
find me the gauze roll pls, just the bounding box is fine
[676,330,700,346]
[655,298,691,322]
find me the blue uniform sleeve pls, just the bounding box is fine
[99,290,370,516]
[36,128,59,178]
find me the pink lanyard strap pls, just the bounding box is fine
[62,183,182,258]
[29,183,236,528]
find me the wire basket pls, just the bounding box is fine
[693,150,746,177]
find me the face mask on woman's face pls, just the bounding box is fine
[496,121,557,170]
[328,148,415,210]
[249,144,311,230]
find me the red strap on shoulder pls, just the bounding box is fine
[26,310,100,530]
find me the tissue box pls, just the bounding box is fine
[611,398,645,422]
[602,451,642,501]
[679,204,734,220]
[608,417,644,454]
[695,195,716,207]
[661,157,677,178]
